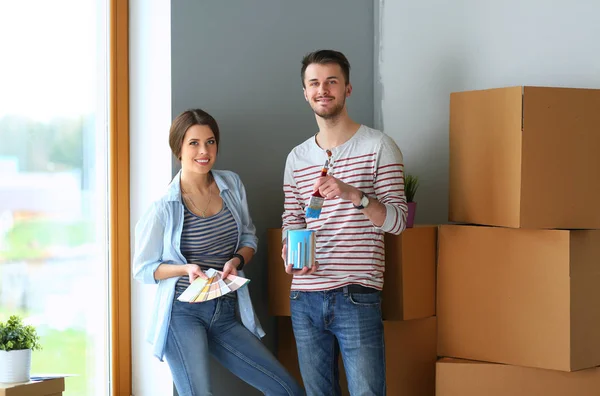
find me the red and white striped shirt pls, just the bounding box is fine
[282,125,407,291]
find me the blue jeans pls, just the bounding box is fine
[166,292,305,396]
[290,288,385,396]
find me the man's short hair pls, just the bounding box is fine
[301,49,350,87]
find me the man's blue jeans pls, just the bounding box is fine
[290,288,386,396]
[165,292,305,396]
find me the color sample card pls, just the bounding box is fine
[177,268,251,303]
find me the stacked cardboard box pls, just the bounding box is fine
[437,86,600,394]
[0,377,64,396]
[268,226,438,395]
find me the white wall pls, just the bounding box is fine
[129,1,173,395]
[378,0,600,224]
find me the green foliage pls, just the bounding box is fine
[0,315,42,351]
[32,327,88,395]
[0,114,87,172]
[405,173,420,203]
[2,219,94,260]
[0,310,87,395]
[48,117,84,169]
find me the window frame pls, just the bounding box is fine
[109,0,131,395]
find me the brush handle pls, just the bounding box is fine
[311,160,329,198]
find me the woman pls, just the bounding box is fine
[133,109,304,396]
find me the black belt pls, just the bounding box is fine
[342,285,379,294]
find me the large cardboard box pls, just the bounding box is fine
[449,86,600,229]
[268,227,437,320]
[277,317,437,396]
[436,358,600,396]
[0,377,64,396]
[437,225,600,371]
[383,226,437,320]
[267,228,293,316]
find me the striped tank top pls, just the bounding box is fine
[175,200,238,293]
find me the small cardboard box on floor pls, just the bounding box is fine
[277,316,437,396]
[449,86,600,229]
[437,225,600,371]
[0,377,64,396]
[267,226,437,320]
[436,358,600,396]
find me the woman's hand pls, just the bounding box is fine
[185,264,207,283]
[221,259,238,279]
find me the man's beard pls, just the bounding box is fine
[312,97,345,120]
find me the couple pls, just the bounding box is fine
[133,49,408,396]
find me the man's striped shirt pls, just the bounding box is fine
[282,125,407,291]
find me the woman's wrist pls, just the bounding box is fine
[184,263,197,275]
[231,253,245,271]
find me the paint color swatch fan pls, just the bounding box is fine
[177,268,250,302]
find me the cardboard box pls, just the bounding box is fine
[268,226,437,320]
[437,225,600,371]
[436,358,600,396]
[383,226,437,320]
[267,228,293,316]
[449,86,600,229]
[276,317,302,384]
[385,317,437,396]
[277,317,437,396]
[0,377,64,396]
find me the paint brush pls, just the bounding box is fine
[305,157,330,219]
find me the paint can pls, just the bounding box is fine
[287,229,316,269]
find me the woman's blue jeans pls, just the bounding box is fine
[165,293,304,396]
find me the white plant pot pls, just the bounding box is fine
[0,349,32,383]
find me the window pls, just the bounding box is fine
[0,1,130,394]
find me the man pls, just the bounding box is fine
[281,49,407,395]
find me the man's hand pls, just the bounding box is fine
[185,263,208,283]
[313,175,362,205]
[281,243,319,275]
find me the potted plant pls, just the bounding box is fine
[0,315,42,383]
[404,173,419,228]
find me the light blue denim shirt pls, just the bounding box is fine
[133,169,265,361]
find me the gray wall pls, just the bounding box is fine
[171,0,374,394]
[378,0,600,225]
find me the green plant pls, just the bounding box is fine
[0,315,42,351]
[405,174,420,203]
